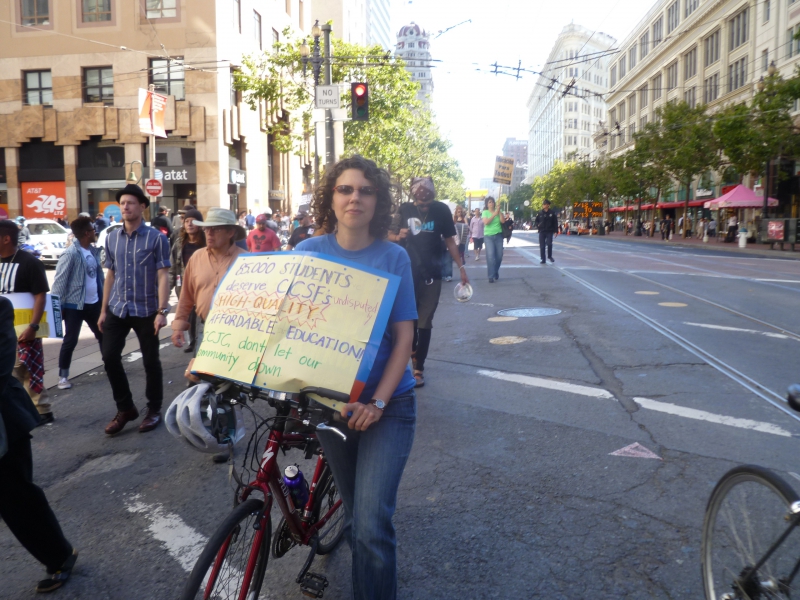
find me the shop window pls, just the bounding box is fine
[229,140,243,170]
[149,58,185,100]
[82,0,111,22]
[24,70,52,106]
[84,67,114,105]
[143,141,195,167]
[78,140,125,168]
[20,0,50,25]
[19,140,64,170]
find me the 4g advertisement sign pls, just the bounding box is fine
[22,182,67,220]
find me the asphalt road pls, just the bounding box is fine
[2,233,800,599]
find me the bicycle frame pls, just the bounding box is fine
[204,411,342,600]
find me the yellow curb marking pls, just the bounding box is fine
[658,302,688,307]
[487,316,518,322]
[489,336,528,345]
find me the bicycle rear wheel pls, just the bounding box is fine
[702,465,800,600]
[181,498,272,600]
[314,466,346,555]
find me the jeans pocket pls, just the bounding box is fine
[385,393,416,422]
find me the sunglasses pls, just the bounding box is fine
[334,185,377,196]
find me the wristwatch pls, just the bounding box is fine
[158,307,170,316]
[370,399,386,411]
[29,323,40,331]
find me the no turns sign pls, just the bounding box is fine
[145,179,163,197]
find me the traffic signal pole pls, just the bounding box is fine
[322,24,335,169]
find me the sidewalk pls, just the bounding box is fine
[586,229,800,259]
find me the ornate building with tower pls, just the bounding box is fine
[395,22,433,106]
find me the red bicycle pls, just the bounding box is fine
[180,383,350,600]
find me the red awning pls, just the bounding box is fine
[656,200,708,208]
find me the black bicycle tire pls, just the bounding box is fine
[701,464,800,600]
[314,467,346,555]
[181,498,271,600]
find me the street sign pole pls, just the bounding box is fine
[322,24,335,169]
[148,84,157,214]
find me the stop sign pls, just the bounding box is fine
[145,179,163,197]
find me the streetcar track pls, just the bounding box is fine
[514,246,800,427]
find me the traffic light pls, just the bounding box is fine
[351,82,369,121]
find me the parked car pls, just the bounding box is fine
[96,222,122,264]
[26,218,70,265]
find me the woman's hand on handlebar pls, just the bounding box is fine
[341,402,382,432]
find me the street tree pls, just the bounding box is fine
[235,31,464,199]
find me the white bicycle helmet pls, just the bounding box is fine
[166,383,245,454]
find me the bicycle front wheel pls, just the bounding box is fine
[181,498,272,600]
[314,466,346,555]
[701,465,800,600]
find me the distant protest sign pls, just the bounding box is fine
[191,252,400,406]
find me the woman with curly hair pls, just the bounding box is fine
[296,155,417,600]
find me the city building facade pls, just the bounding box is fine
[311,0,367,46]
[0,0,313,222]
[366,0,394,51]
[395,22,433,106]
[502,137,528,194]
[525,23,616,182]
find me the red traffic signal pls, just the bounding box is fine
[351,82,369,121]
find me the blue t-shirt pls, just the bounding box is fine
[296,234,418,403]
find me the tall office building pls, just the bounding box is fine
[311,0,368,45]
[525,24,616,181]
[502,138,528,194]
[367,0,394,50]
[395,22,433,106]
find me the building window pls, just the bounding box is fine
[145,0,177,19]
[684,46,697,80]
[667,62,678,90]
[24,70,52,105]
[765,0,770,22]
[618,102,626,122]
[640,115,648,130]
[685,0,698,18]
[21,0,51,25]
[619,56,626,79]
[762,49,769,72]
[728,56,747,93]
[653,17,663,47]
[667,1,680,34]
[629,45,637,69]
[254,11,261,49]
[704,30,720,66]
[640,32,650,59]
[729,8,749,51]
[82,0,111,22]
[640,84,648,108]
[285,0,291,16]
[684,86,696,108]
[408,42,415,48]
[629,94,636,116]
[233,0,241,32]
[84,67,114,105]
[150,58,185,100]
[610,65,617,86]
[630,123,636,138]
[272,28,279,52]
[652,74,662,100]
[703,73,719,103]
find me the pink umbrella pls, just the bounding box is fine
[703,184,778,209]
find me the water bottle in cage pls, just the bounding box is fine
[284,465,310,509]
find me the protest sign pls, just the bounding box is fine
[191,252,399,409]
[138,88,168,138]
[4,293,63,338]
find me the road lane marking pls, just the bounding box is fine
[529,336,561,343]
[658,302,688,307]
[477,369,614,399]
[633,397,792,437]
[610,443,662,460]
[635,291,659,295]
[683,322,793,340]
[488,316,517,322]
[489,336,527,345]
[126,495,207,572]
[125,351,143,363]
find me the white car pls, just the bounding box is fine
[95,222,150,264]
[26,219,70,265]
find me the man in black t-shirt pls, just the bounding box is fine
[0,220,52,424]
[389,176,469,388]
[287,212,313,249]
[151,206,174,239]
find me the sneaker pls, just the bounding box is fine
[540,261,546,265]
[35,413,55,427]
[57,377,72,390]
[36,548,78,593]
[443,276,452,282]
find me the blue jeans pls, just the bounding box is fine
[484,233,504,279]
[317,393,416,600]
[440,249,452,279]
[59,302,103,378]
[539,231,554,262]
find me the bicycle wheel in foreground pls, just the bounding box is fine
[702,465,800,599]
[181,498,271,600]
[314,466,346,555]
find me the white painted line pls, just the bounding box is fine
[125,351,143,363]
[160,342,171,349]
[126,495,208,572]
[684,322,792,341]
[633,397,792,437]
[477,369,614,399]
[609,442,662,460]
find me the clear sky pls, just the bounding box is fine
[392,0,653,189]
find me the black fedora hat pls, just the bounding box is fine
[115,184,149,207]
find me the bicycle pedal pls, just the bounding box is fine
[299,572,328,598]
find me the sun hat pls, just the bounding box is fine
[193,207,246,240]
[115,184,149,207]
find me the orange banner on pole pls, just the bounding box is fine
[21,181,67,219]
[138,88,168,138]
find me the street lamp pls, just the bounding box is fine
[300,21,334,184]
[126,160,143,184]
[300,21,324,85]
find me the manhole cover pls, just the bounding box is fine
[497,307,562,318]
